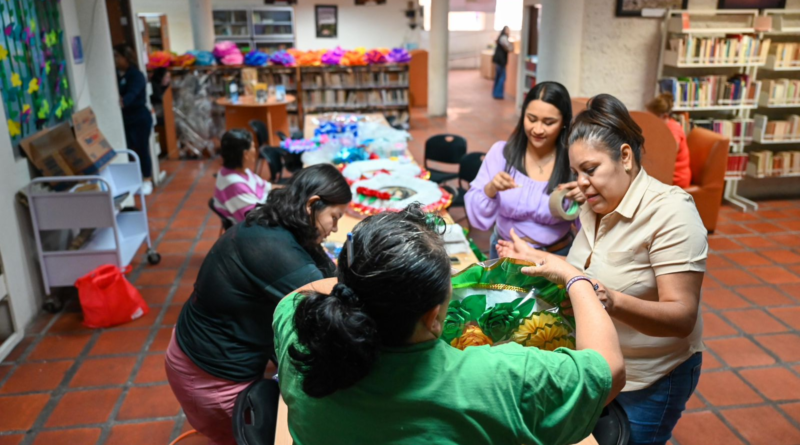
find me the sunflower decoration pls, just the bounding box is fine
[513,311,574,350]
[451,325,493,350]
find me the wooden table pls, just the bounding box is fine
[217,95,295,147]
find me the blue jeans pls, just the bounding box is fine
[493,64,506,99]
[489,226,572,259]
[615,352,703,445]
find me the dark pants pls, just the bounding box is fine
[124,115,154,179]
[493,63,506,99]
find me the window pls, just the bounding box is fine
[494,0,523,31]
[419,0,487,31]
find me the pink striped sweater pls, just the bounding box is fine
[213,168,271,223]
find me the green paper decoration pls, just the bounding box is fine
[1,0,73,151]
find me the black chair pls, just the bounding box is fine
[257,146,290,185]
[233,378,281,445]
[442,152,485,227]
[592,400,631,445]
[249,120,270,148]
[424,134,467,184]
[208,198,233,237]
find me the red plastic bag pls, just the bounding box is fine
[75,265,149,328]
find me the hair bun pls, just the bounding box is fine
[331,283,360,306]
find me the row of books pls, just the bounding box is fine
[302,90,409,108]
[763,79,800,105]
[300,72,409,89]
[749,150,800,177]
[673,114,755,143]
[668,35,770,65]
[726,153,749,178]
[761,115,800,141]
[264,73,297,90]
[771,42,800,68]
[659,76,759,108]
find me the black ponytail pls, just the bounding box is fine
[289,204,451,398]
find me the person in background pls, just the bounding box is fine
[114,44,154,195]
[492,25,513,99]
[275,204,625,445]
[213,129,271,224]
[466,81,585,259]
[166,164,351,445]
[646,92,692,188]
[499,94,707,445]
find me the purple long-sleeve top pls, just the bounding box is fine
[465,141,572,248]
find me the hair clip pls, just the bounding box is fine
[347,233,354,267]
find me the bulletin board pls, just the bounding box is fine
[1,0,74,154]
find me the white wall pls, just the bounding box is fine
[131,0,194,53]
[0,0,125,336]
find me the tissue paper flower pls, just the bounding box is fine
[221,52,244,66]
[172,53,196,67]
[0,44,7,61]
[21,104,31,122]
[8,120,20,137]
[37,99,50,119]
[341,50,367,66]
[450,325,493,350]
[513,312,571,348]
[386,48,411,64]
[147,51,172,69]
[244,50,269,67]
[269,50,295,67]
[296,50,324,67]
[321,47,345,65]
[27,77,39,94]
[188,50,216,66]
[365,49,389,65]
[213,41,243,65]
[11,73,21,88]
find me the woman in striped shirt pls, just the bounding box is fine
[213,129,271,223]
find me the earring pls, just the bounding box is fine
[625,167,630,173]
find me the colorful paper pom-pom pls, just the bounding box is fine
[269,50,296,67]
[172,53,196,67]
[221,53,244,66]
[321,47,346,65]
[147,51,172,69]
[188,50,216,66]
[296,50,325,67]
[341,50,367,66]
[244,50,269,67]
[365,49,387,65]
[386,48,411,64]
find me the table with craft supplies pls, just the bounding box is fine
[217,95,296,147]
[303,112,389,140]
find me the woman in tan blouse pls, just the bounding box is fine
[498,94,707,445]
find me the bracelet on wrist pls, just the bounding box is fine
[565,276,593,296]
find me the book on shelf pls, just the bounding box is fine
[726,153,749,178]
[692,118,754,143]
[659,75,759,108]
[772,42,800,68]
[764,79,800,105]
[762,115,800,141]
[668,35,769,65]
[748,150,800,176]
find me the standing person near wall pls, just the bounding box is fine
[492,26,513,100]
[114,44,155,195]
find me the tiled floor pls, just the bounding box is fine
[1,71,799,444]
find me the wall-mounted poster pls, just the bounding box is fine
[315,5,338,38]
[0,0,75,154]
[718,0,786,8]
[616,0,688,17]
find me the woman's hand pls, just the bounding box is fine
[519,250,581,286]
[592,280,616,313]
[496,228,532,260]
[558,181,587,204]
[484,172,517,198]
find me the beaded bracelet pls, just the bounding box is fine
[565,276,594,296]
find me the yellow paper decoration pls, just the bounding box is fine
[8,120,21,137]
[28,78,40,94]
[11,73,21,88]
[0,44,7,61]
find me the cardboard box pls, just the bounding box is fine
[19,107,116,177]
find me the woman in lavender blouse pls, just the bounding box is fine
[466,81,585,258]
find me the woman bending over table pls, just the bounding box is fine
[166,164,351,445]
[274,204,625,445]
[466,81,585,259]
[499,94,707,445]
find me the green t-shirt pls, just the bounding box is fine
[273,293,612,445]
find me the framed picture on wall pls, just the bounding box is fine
[355,0,387,4]
[717,0,786,8]
[616,0,688,17]
[315,5,338,38]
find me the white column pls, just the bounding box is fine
[428,0,449,117]
[189,0,215,52]
[536,0,584,96]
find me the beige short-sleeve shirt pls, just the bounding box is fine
[566,169,708,391]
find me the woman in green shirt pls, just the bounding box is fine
[274,204,626,445]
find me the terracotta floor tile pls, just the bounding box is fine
[0,435,24,445]
[171,285,194,305]
[134,269,179,287]
[726,210,760,222]
[705,337,776,368]
[702,288,752,310]
[122,309,159,329]
[161,228,200,242]
[696,371,763,406]
[31,428,101,445]
[768,307,800,330]
[736,286,797,306]
[743,222,789,234]
[89,329,149,356]
[708,268,763,286]
[157,240,195,256]
[716,224,754,236]
[708,238,743,251]
[25,314,54,335]
[193,239,217,256]
[722,406,800,445]
[27,334,92,361]
[105,420,175,445]
[755,333,800,362]
[749,266,800,285]
[161,305,182,326]
[761,249,800,265]
[0,364,11,381]
[0,361,73,394]
[47,312,93,335]
[685,393,705,410]
[781,402,800,424]
[774,234,800,248]
[723,251,773,267]
[777,219,800,231]
[146,254,187,269]
[179,267,201,287]
[757,209,790,219]
[780,283,800,301]
[148,328,173,353]
[134,354,167,384]
[45,388,122,427]
[202,225,222,239]
[170,218,202,230]
[740,367,800,401]
[735,235,779,248]
[148,205,177,219]
[702,313,738,338]
[2,337,33,363]
[724,309,790,334]
[69,357,137,388]
[672,411,744,445]
[140,286,172,306]
[707,253,736,269]
[0,394,50,431]
[117,384,181,420]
